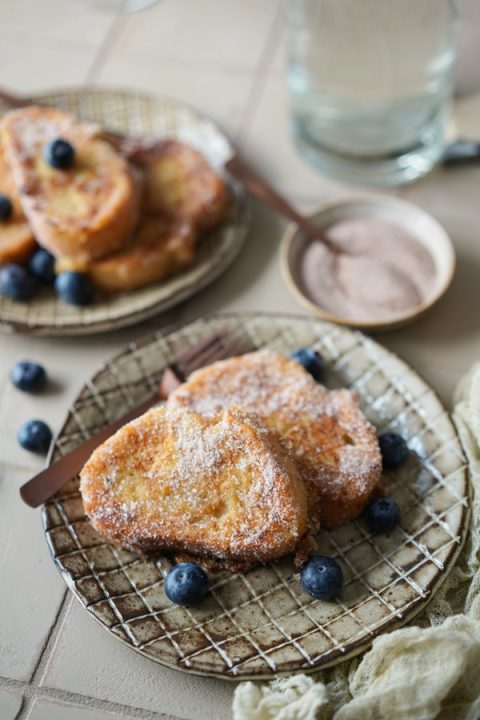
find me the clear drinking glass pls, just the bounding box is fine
[284,0,460,186]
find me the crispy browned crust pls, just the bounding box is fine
[170,351,382,529]
[131,140,229,233]
[80,406,309,569]
[0,106,141,264]
[57,217,197,292]
[0,142,36,264]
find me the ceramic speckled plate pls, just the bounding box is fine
[0,89,249,336]
[43,313,470,679]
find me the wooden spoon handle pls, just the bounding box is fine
[225,154,338,252]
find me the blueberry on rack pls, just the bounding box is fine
[0,263,36,300]
[364,496,400,534]
[29,248,56,284]
[300,555,343,600]
[164,563,209,606]
[55,271,92,306]
[378,431,408,468]
[291,348,325,382]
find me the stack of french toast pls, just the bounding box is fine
[80,349,383,572]
[0,106,229,298]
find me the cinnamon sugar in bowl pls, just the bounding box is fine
[280,195,455,332]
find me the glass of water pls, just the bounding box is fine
[284,0,459,186]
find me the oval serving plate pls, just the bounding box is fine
[43,313,470,679]
[0,89,249,336]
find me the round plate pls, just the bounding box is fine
[0,89,249,336]
[43,313,470,679]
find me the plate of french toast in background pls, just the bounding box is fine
[0,89,249,335]
[43,313,469,679]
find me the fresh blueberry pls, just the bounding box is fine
[18,419,52,454]
[29,248,55,284]
[164,563,209,606]
[0,193,13,221]
[0,263,37,300]
[10,361,47,393]
[55,271,92,306]
[300,555,343,600]
[44,138,75,170]
[378,431,409,468]
[291,348,325,382]
[364,496,400,534]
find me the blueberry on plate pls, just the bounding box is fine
[0,263,37,301]
[291,348,325,382]
[18,419,52,454]
[55,271,92,306]
[300,555,343,600]
[364,496,400,534]
[10,361,47,393]
[0,193,13,221]
[164,563,209,606]
[378,431,409,468]
[44,138,75,170]
[29,248,55,284]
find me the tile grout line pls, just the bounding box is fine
[235,6,283,143]
[86,10,128,86]
[14,589,72,720]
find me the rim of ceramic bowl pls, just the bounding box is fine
[279,194,456,332]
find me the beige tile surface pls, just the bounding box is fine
[113,0,279,71]
[0,689,23,720]
[0,34,95,94]
[41,601,234,720]
[0,464,65,680]
[29,697,160,720]
[97,55,254,137]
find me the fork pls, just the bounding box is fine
[20,329,250,508]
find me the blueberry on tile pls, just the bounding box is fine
[18,419,52,454]
[10,361,47,393]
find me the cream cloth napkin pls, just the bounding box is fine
[233,362,480,720]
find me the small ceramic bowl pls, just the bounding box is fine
[280,194,455,332]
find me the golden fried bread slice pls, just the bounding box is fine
[0,106,141,265]
[0,143,36,264]
[170,350,382,529]
[57,217,196,292]
[80,405,309,569]
[132,140,229,232]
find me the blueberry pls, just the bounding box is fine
[55,271,92,306]
[0,263,36,301]
[300,555,343,600]
[164,563,209,606]
[291,348,325,382]
[0,193,13,221]
[10,361,47,393]
[29,248,55,284]
[378,431,409,468]
[364,496,400,534]
[18,419,52,454]
[44,138,75,170]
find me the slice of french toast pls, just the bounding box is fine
[169,350,383,530]
[80,405,309,569]
[57,216,197,293]
[0,143,36,265]
[0,106,141,265]
[131,140,229,233]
